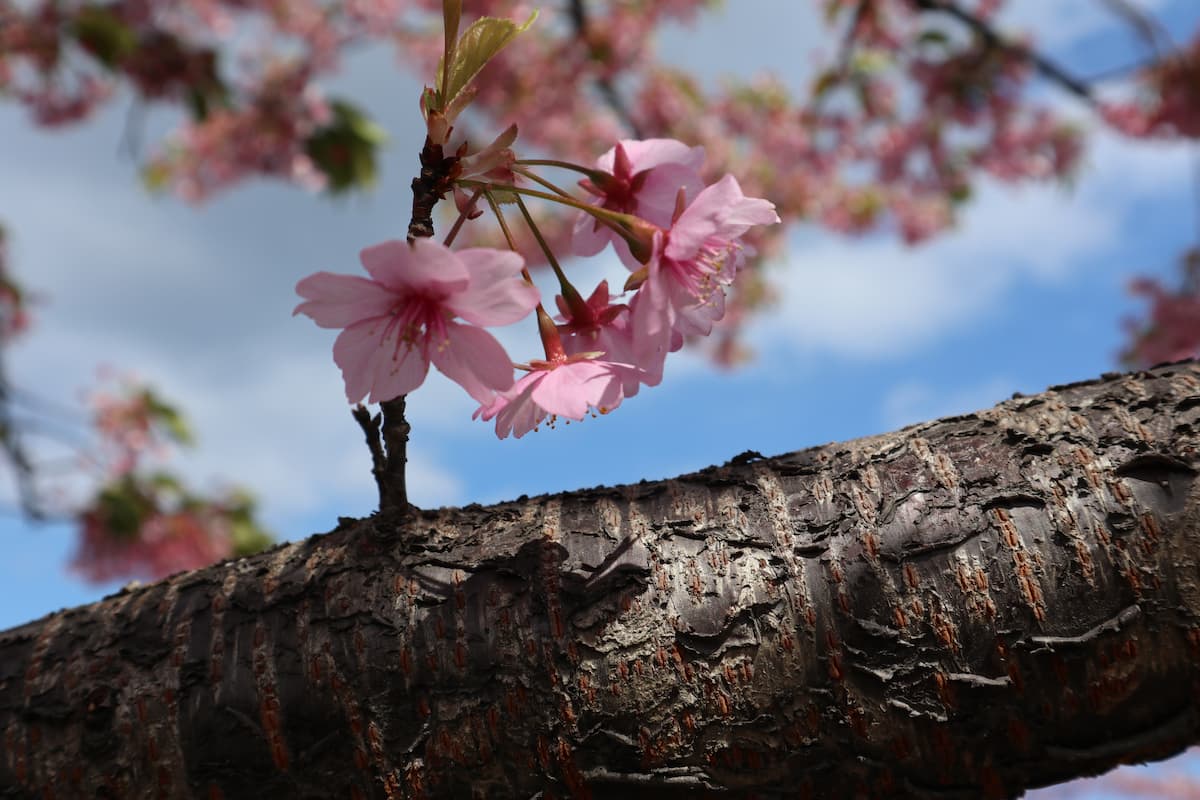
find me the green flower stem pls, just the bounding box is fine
[514,158,605,181]
[510,166,573,198]
[484,192,535,286]
[513,195,571,294]
[458,180,647,243]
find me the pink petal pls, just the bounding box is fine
[368,341,430,404]
[333,320,428,404]
[433,323,516,404]
[332,321,388,403]
[721,194,781,231]
[635,163,706,227]
[530,362,619,421]
[665,175,779,259]
[445,248,540,326]
[477,373,545,438]
[294,272,394,329]
[665,178,736,258]
[671,284,726,338]
[571,206,612,258]
[629,271,673,376]
[359,239,469,294]
[597,139,705,174]
[500,396,545,439]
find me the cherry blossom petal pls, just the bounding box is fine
[368,340,430,405]
[666,175,779,260]
[532,362,623,420]
[629,267,673,374]
[635,162,707,227]
[672,284,726,338]
[359,238,469,294]
[475,374,546,439]
[445,248,540,326]
[333,319,428,404]
[293,272,394,328]
[596,138,704,174]
[433,323,516,404]
[571,214,615,258]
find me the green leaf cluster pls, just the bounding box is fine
[305,100,389,193]
[71,6,136,68]
[431,1,538,114]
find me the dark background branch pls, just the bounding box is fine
[912,0,1096,102]
[567,0,645,138]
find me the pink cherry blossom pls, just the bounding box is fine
[555,280,658,396]
[630,174,779,366]
[474,355,627,439]
[1122,271,1200,366]
[573,138,706,264]
[295,238,539,405]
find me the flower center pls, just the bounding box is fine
[381,292,452,360]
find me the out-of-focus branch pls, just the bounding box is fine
[0,225,43,519]
[1100,0,1176,56]
[0,364,45,520]
[567,0,645,137]
[836,0,872,77]
[911,0,1096,103]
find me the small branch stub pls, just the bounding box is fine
[351,404,388,503]
[378,397,411,513]
[352,398,412,514]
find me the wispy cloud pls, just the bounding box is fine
[754,126,1190,362]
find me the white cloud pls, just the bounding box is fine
[754,124,1190,361]
[3,315,466,530]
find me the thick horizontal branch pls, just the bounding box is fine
[2,363,1200,798]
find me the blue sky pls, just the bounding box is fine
[0,1,1198,792]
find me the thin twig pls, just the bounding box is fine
[809,0,871,116]
[837,0,872,78]
[351,404,387,503]
[0,363,45,519]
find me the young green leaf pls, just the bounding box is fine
[304,101,388,193]
[442,0,463,101]
[71,6,137,69]
[439,11,538,110]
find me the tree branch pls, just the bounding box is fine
[351,403,387,501]
[567,0,645,138]
[5,362,1200,797]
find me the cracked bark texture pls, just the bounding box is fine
[3,363,1200,799]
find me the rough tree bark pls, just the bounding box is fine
[3,363,1200,799]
